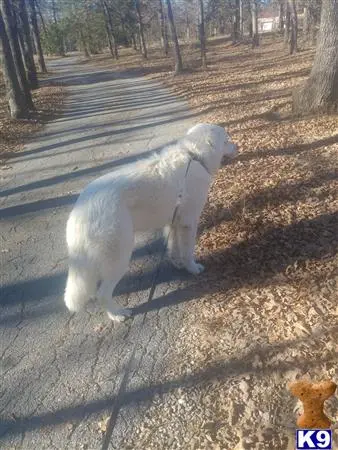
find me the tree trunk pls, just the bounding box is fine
[248,20,253,38]
[1,0,34,109]
[112,35,118,60]
[284,0,290,46]
[50,0,65,56]
[137,31,142,52]
[251,0,259,47]
[0,10,29,118]
[232,0,240,42]
[219,17,225,35]
[79,29,90,58]
[51,0,57,24]
[279,0,284,32]
[102,3,114,57]
[36,0,47,34]
[186,10,190,41]
[247,0,253,38]
[105,24,115,57]
[304,1,319,45]
[29,0,47,73]
[159,0,169,55]
[303,6,310,38]
[18,0,38,88]
[17,24,28,71]
[199,0,207,68]
[135,0,147,59]
[102,0,118,59]
[83,45,90,58]
[131,33,137,51]
[239,0,244,36]
[166,0,183,74]
[164,7,169,51]
[293,0,338,114]
[288,0,298,54]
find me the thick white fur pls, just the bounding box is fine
[64,123,237,321]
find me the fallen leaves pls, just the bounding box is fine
[98,35,338,449]
[0,73,65,164]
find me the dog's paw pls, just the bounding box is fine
[186,262,205,275]
[107,308,132,323]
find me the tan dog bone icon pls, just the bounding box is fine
[289,380,337,429]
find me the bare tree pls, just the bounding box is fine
[251,0,259,47]
[35,0,47,34]
[233,0,240,42]
[101,0,118,59]
[284,0,290,45]
[49,0,65,56]
[303,0,322,45]
[29,0,47,73]
[158,0,169,55]
[131,32,138,50]
[185,3,191,41]
[239,0,244,36]
[0,10,29,118]
[79,29,90,57]
[199,0,207,68]
[1,0,34,109]
[51,0,58,24]
[135,0,147,59]
[103,13,115,57]
[288,0,297,54]
[17,20,29,69]
[247,0,253,37]
[18,0,39,88]
[166,0,183,74]
[293,0,338,114]
[303,4,310,38]
[278,0,284,32]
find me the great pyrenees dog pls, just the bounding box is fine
[64,123,237,321]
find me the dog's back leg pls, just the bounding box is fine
[95,212,134,322]
[97,277,132,322]
[96,249,133,322]
[64,263,98,312]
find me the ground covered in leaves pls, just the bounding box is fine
[0,72,64,165]
[89,36,337,449]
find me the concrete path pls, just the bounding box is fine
[0,57,200,448]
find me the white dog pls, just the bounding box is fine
[64,123,237,321]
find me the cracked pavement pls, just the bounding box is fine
[0,57,200,449]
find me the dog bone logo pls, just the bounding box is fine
[289,379,337,429]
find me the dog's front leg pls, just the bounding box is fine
[176,224,204,275]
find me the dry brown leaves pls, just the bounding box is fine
[0,72,65,164]
[77,37,338,449]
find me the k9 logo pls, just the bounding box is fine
[296,429,332,449]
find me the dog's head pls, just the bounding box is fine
[186,123,237,175]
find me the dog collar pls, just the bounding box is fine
[186,151,211,175]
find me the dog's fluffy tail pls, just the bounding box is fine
[64,264,96,312]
